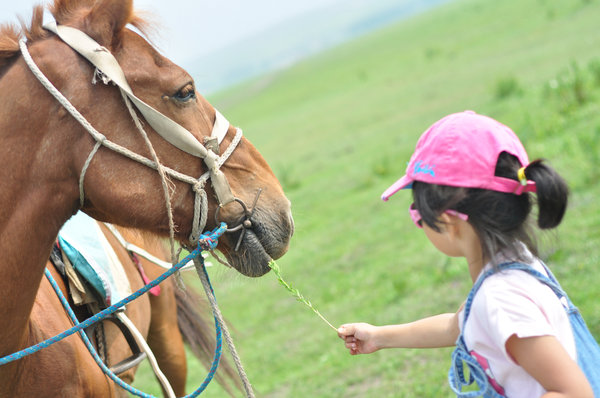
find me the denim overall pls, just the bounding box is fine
[449,262,600,397]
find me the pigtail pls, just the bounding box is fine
[524,159,569,229]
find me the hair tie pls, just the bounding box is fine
[517,167,527,186]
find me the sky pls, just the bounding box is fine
[0,0,344,66]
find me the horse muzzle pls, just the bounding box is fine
[216,190,294,277]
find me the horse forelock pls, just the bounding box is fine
[0,6,47,70]
[0,25,20,60]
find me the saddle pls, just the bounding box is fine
[50,211,151,375]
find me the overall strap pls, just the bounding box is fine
[462,262,568,329]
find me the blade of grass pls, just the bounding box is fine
[268,260,337,332]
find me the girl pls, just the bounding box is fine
[338,111,597,397]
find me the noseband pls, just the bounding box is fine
[19,21,253,246]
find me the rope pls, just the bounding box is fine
[0,224,225,367]
[1,225,227,398]
[103,222,201,271]
[120,90,178,263]
[217,129,243,169]
[194,257,255,398]
[95,322,107,364]
[190,184,208,244]
[79,140,103,207]
[115,311,177,398]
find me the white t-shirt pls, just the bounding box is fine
[458,254,576,397]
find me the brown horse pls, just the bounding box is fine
[0,0,294,396]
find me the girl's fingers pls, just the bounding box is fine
[337,324,356,337]
[339,324,366,354]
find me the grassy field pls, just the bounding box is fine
[134,0,600,396]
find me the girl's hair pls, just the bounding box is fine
[412,152,569,263]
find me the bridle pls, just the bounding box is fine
[18,21,254,249]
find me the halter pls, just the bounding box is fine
[19,21,248,245]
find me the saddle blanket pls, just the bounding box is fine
[58,211,132,307]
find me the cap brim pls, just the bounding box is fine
[381,175,413,201]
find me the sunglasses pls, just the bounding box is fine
[409,203,469,228]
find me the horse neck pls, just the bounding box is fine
[0,57,79,356]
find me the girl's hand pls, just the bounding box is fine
[338,323,380,355]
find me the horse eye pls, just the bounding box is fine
[173,83,196,102]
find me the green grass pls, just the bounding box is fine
[134,0,600,396]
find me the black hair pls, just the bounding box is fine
[412,152,569,264]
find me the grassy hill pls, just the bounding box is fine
[135,0,600,396]
[188,0,450,94]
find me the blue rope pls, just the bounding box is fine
[0,223,227,397]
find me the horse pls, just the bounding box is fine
[0,0,294,396]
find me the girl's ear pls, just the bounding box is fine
[439,213,460,240]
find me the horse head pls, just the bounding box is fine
[2,0,293,277]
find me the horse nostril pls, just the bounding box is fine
[289,216,295,238]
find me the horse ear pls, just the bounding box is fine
[84,0,133,47]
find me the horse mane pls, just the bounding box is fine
[0,0,152,72]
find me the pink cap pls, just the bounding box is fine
[381,111,536,201]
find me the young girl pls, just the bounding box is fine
[338,111,596,397]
